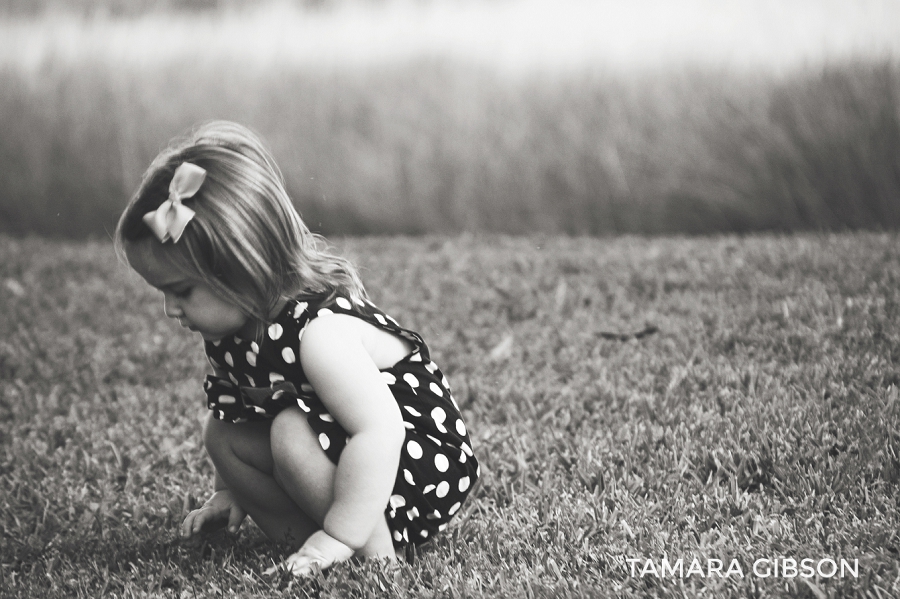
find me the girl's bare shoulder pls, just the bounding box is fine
[301,313,413,370]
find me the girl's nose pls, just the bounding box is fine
[163,294,183,319]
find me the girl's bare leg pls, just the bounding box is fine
[269,407,396,558]
[203,415,318,545]
[203,410,395,558]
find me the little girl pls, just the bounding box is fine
[115,121,478,575]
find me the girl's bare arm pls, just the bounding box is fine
[299,314,406,549]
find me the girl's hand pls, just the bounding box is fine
[181,490,246,538]
[264,530,355,577]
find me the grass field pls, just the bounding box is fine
[1,2,900,237]
[1,233,898,597]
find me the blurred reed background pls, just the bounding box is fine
[1,0,899,237]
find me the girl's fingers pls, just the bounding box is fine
[263,552,324,577]
[263,561,312,576]
[181,510,200,538]
[226,506,244,534]
[192,509,208,534]
[285,555,318,577]
[181,506,217,537]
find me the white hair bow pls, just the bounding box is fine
[142,162,207,243]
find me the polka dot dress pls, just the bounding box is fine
[203,291,479,547]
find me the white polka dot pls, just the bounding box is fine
[208,356,220,369]
[456,420,467,436]
[425,361,438,373]
[269,372,284,384]
[458,476,470,492]
[406,507,419,520]
[402,528,409,542]
[426,509,441,520]
[404,373,420,392]
[268,323,283,340]
[224,352,234,367]
[431,407,447,433]
[409,352,422,362]
[436,481,450,498]
[217,410,225,419]
[476,463,481,477]
[374,313,387,325]
[252,405,266,414]
[228,373,239,385]
[296,398,310,412]
[438,523,448,532]
[442,376,450,389]
[218,395,236,405]
[318,433,330,450]
[389,494,406,509]
[434,454,449,472]
[293,302,308,318]
[245,375,255,386]
[459,451,467,464]
[403,405,421,417]
[233,336,242,345]
[429,382,443,397]
[461,442,473,456]
[381,372,397,385]
[250,341,259,353]
[393,530,402,542]
[403,469,415,485]
[281,347,296,364]
[319,413,334,422]
[419,530,429,538]
[427,434,443,446]
[317,308,334,317]
[211,340,221,347]
[352,296,365,306]
[450,395,460,410]
[272,390,284,400]
[406,440,423,459]
[386,315,399,325]
[403,421,415,430]
[336,297,352,310]
[448,502,461,515]
[246,351,257,367]
[423,484,436,494]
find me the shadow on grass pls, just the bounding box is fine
[3,527,289,596]
[4,525,424,597]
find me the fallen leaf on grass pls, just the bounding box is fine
[488,334,514,361]
[597,325,659,341]
[4,278,25,296]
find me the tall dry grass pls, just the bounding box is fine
[0,9,898,237]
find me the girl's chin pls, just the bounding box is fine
[200,327,247,342]
[196,320,254,342]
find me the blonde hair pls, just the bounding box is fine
[115,121,366,334]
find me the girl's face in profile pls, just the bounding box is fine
[127,239,252,342]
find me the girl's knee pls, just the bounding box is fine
[269,408,336,511]
[203,414,229,457]
[270,408,317,461]
[203,413,274,473]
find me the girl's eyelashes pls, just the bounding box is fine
[162,284,193,299]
